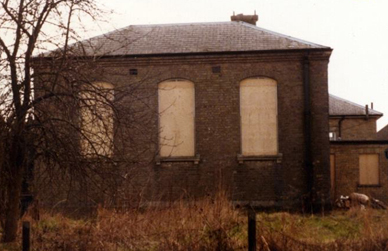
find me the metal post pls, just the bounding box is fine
[22,221,30,251]
[248,208,256,251]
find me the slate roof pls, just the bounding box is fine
[377,124,388,140]
[329,94,383,117]
[62,21,330,57]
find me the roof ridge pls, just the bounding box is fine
[122,21,232,27]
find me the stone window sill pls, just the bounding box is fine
[237,153,283,164]
[357,184,381,188]
[156,154,200,165]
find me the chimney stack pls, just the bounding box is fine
[231,11,259,26]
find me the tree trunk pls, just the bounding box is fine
[2,136,24,243]
[3,173,22,242]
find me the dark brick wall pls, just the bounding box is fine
[330,143,388,203]
[310,58,331,206]
[329,117,378,140]
[35,50,332,209]
[96,50,331,208]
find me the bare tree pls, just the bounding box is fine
[0,0,156,242]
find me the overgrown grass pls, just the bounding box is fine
[2,193,245,250]
[257,209,388,250]
[1,197,388,250]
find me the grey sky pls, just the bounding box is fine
[93,0,388,130]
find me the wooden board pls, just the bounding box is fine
[159,80,195,157]
[80,82,114,156]
[240,77,278,155]
[359,154,379,185]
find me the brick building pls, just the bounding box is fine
[37,14,333,209]
[329,94,388,202]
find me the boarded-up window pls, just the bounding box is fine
[80,82,114,157]
[159,80,195,157]
[240,77,278,155]
[359,154,379,185]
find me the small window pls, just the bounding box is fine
[359,154,379,186]
[329,132,337,141]
[129,69,138,75]
[212,66,221,74]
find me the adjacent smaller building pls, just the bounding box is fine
[329,94,388,202]
[377,124,388,140]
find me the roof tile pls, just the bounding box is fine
[65,21,330,56]
[329,94,382,116]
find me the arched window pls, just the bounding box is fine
[158,79,195,157]
[80,82,114,157]
[240,77,278,156]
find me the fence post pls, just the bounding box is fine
[248,207,256,251]
[22,221,30,251]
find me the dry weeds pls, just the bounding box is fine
[2,196,388,250]
[24,193,245,250]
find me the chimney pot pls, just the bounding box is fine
[231,12,259,26]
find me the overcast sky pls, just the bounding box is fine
[92,0,388,130]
